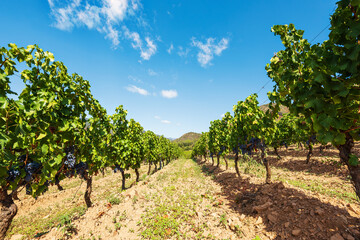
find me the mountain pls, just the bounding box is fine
[173,132,201,152]
[173,132,201,143]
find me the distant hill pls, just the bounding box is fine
[173,132,201,153]
[173,132,201,144]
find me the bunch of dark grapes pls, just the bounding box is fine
[18,155,26,162]
[64,153,76,168]
[7,169,20,182]
[65,169,75,178]
[24,162,42,182]
[248,138,266,152]
[26,184,32,195]
[63,145,78,177]
[75,162,88,179]
[64,145,76,154]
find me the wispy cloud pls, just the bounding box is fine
[128,75,143,83]
[177,46,189,57]
[154,116,171,124]
[167,43,174,54]
[161,89,178,99]
[48,0,55,8]
[126,85,149,95]
[49,0,80,31]
[142,37,157,60]
[48,0,134,46]
[161,120,171,124]
[48,0,157,60]
[148,68,158,76]
[191,37,229,67]
[123,26,157,60]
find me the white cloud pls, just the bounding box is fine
[128,75,142,83]
[191,37,229,67]
[148,69,158,76]
[102,0,128,23]
[48,0,55,8]
[50,0,81,31]
[167,43,174,54]
[161,120,171,124]
[125,85,149,95]
[141,37,157,60]
[177,46,189,57]
[48,0,151,53]
[123,26,141,47]
[154,115,171,124]
[161,89,178,99]
[104,24,120,46]
[77,4,101,29]
[131,0,140,11]
[123,27,157,60]
[214,38,229,55]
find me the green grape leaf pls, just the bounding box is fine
[41,145,49,154]
[334,133,346,145]
[36,133,47,140]
[349,154,359,166]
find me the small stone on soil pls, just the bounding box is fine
[330,233,344,240]
[255,216,263,225]
[292,229,301,236]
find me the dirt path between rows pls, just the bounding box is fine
[8,155,360,240]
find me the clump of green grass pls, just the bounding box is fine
[277,177,358,203]
[7,204,86,239]
[219,213,227,228]
[58,214,77,239]
[107,194,123,205]
[241,158,265,178]
[139,158,211,239]
[118,210,127,221]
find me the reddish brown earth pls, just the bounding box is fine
[6,144,360,240]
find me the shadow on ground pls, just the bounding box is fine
[225,147,349,180]
[194,158,360,240]
[270,147,348,180]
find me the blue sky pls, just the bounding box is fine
[1,0,337,138]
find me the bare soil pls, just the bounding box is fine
[6,145,360,240]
